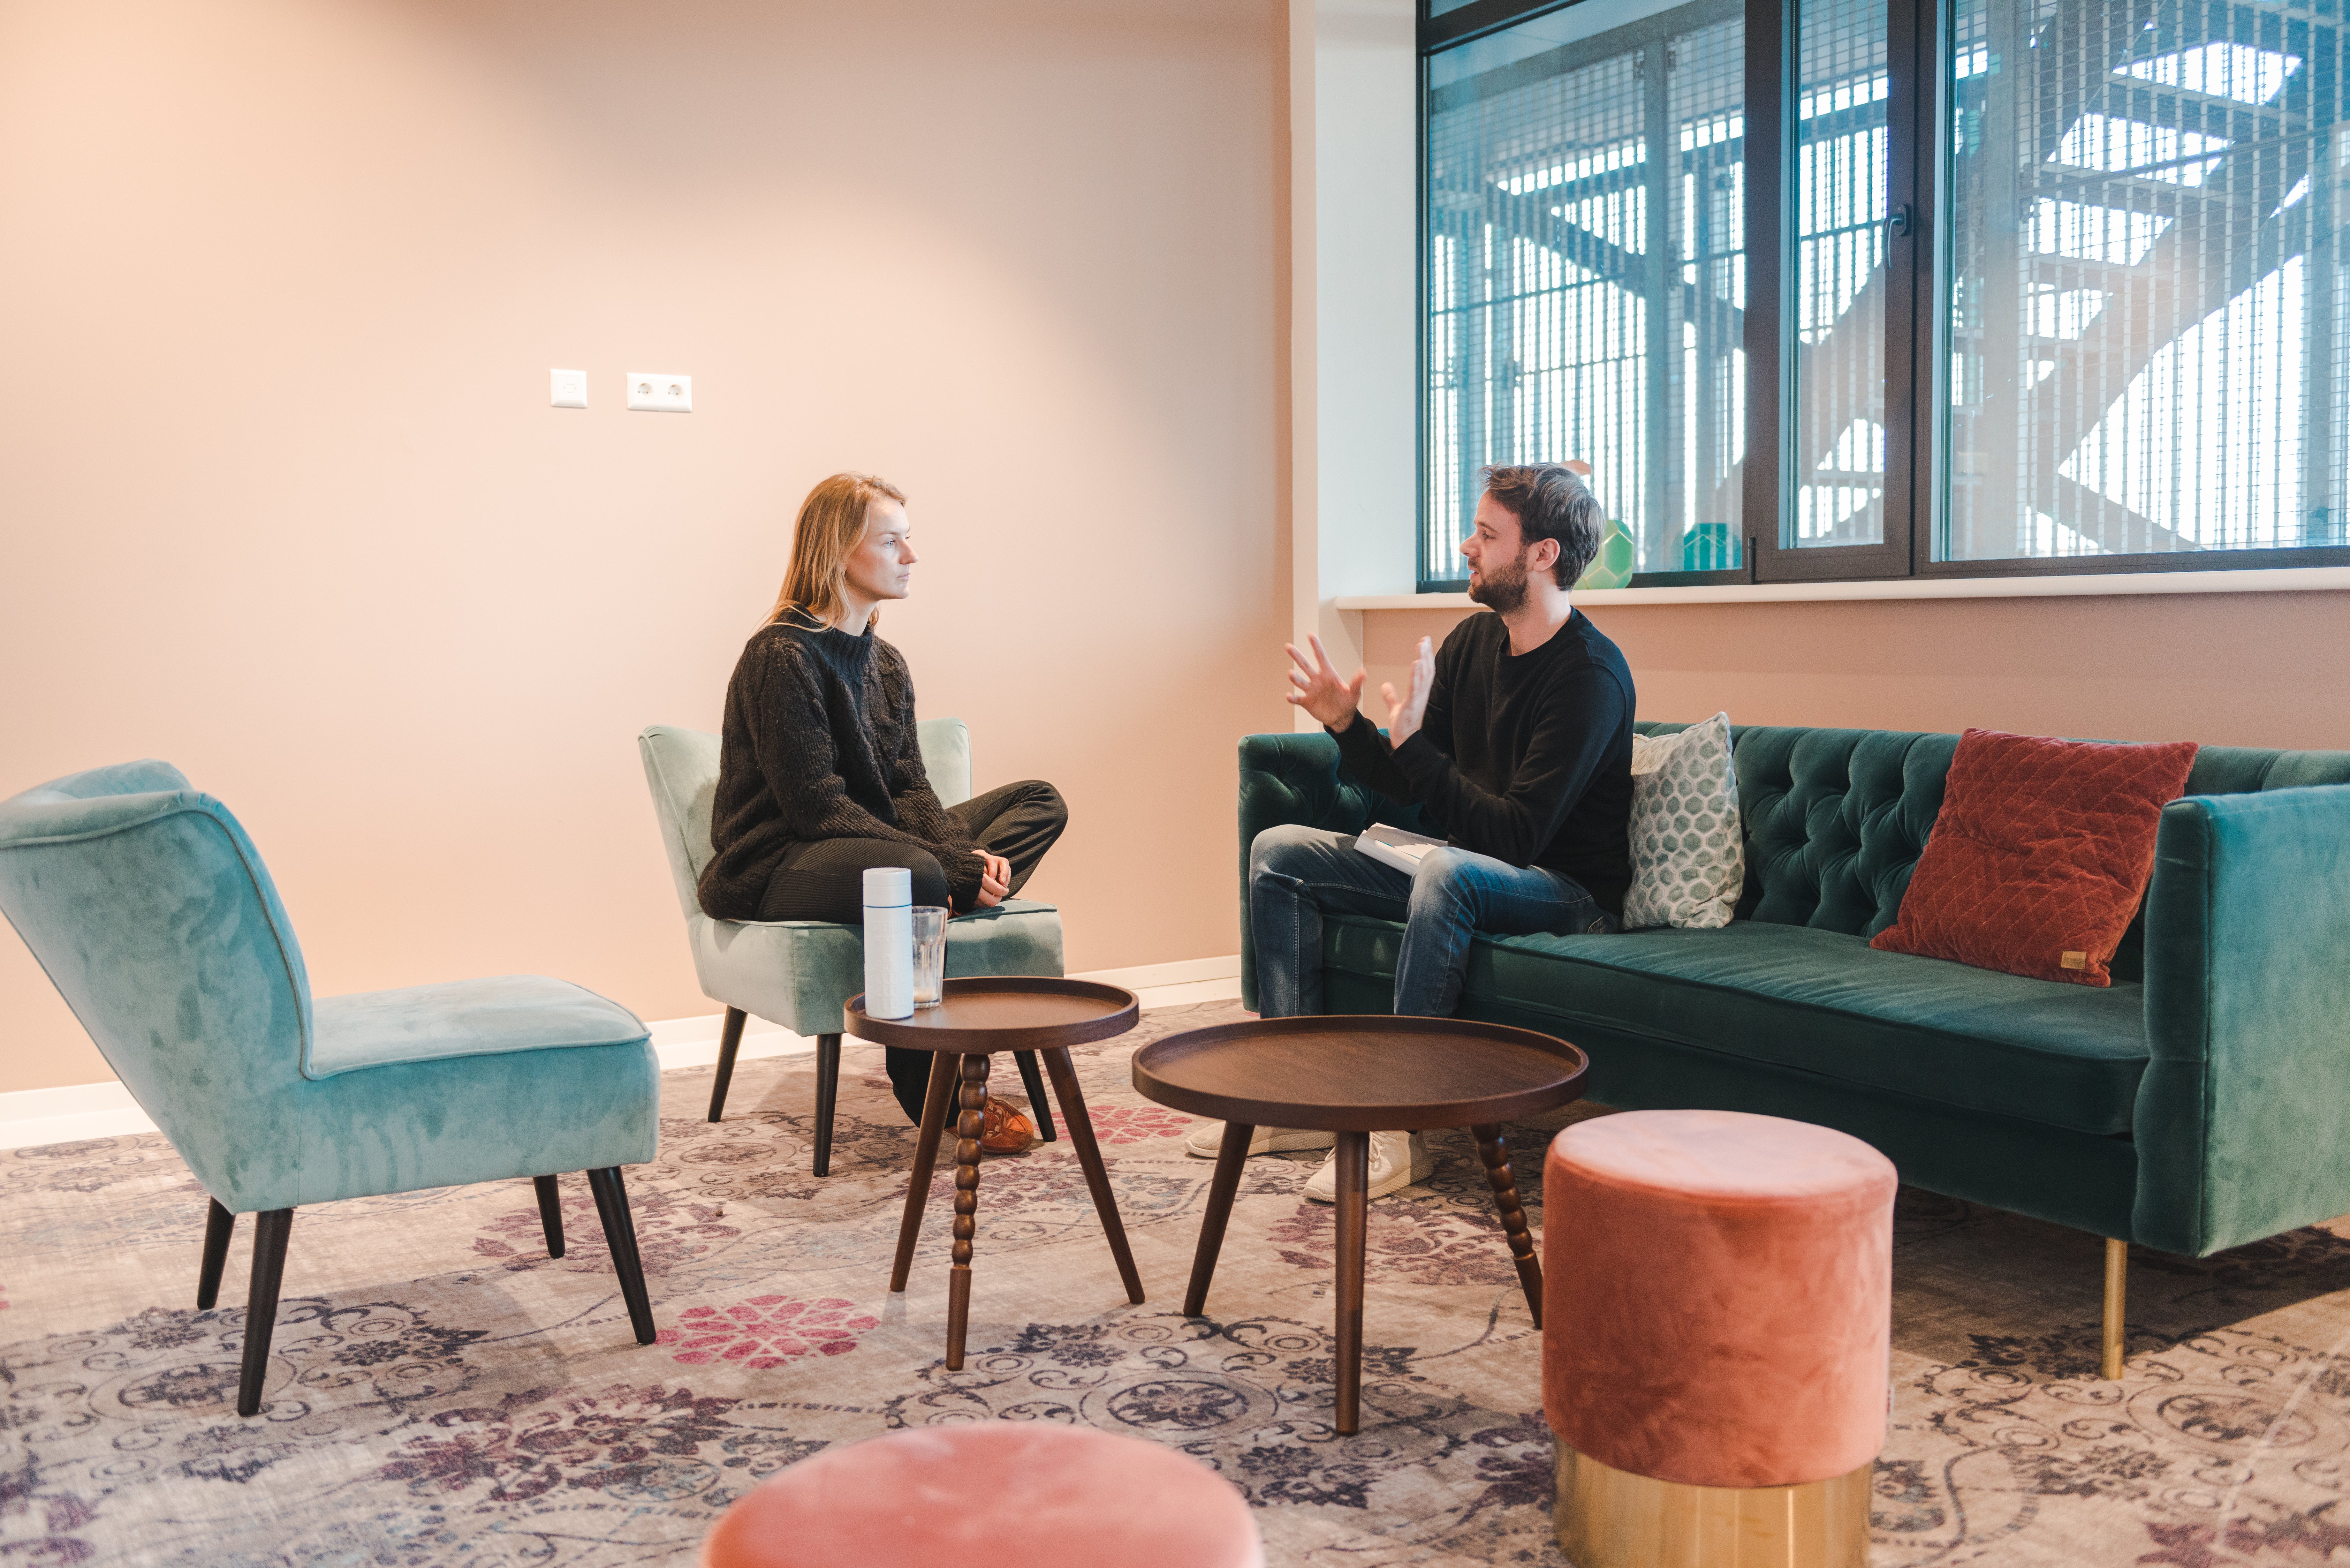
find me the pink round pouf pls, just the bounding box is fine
[700,1424,1264,1568]
[1543,1110,1895,1488]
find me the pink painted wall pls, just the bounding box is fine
[1359,591,2350,748]
[0,0,1291,1093]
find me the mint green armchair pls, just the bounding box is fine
[0,760,662,1417]
[637,720,1064,1172]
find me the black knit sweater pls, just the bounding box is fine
[698,612,982,919]
[1331,608,1635,914]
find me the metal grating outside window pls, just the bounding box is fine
[1792,0,1893,550]
[1946,0,2349,561]
[1424,0,1748,586]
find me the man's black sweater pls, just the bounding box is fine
[698,612,982,920]
[1332,608,1636,913]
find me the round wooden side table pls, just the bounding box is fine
[847,976,1146,1370]
[1132,1014,1589,1435]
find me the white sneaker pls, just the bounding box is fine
[1183,1120,1338,1160]
[1304,1131,1434,1203]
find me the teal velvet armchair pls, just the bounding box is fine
[0,760,663,1417]
[637,720,1064,1173]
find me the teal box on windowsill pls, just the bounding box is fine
[1681,522,1736,571]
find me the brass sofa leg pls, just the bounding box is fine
[2102,1237,2127,1380]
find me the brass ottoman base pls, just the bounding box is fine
[1554,1442,1873,1568]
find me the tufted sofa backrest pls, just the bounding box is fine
[1638,721,2350,979]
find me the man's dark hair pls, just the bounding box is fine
[1480,464,1606,587]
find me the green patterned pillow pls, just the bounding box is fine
[1622,712,1743,930]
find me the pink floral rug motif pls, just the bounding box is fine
[658,1296,878,1369]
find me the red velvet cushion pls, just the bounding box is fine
[1869,729,2197,987]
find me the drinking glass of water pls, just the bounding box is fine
[911,906,948,1008]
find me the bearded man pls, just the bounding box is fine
[1187,462,1637,1202]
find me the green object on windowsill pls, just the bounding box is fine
[1575,519,1636,590]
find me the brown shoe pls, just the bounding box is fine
[979,1095,1037,1154]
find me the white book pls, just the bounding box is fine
[1355,822,1447,875]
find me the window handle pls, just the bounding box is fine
[1889,203,1914,238]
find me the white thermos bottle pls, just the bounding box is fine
[862,866,914,1019]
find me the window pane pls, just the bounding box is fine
[1945,0,2348,560]
[1424,0,1747,584]
[1790,0,1892,548]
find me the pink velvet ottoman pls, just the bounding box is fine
[699,1423,1263,1568]
[1544,1110,1895,1567]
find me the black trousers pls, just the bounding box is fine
[757,780,1068,1122]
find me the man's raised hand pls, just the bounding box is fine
[1284,634,1366,732]
[1380,636,1436,747]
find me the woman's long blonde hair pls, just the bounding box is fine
[766,472,907,630]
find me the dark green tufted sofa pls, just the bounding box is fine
[1238,722,2350,1367]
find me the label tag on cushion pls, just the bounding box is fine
[2061,951,2088,971]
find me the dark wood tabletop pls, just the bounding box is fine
[846,976,1139,1054]
[1131,1014,1588,1131]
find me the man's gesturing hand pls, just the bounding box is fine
[1381,636,1436,748]
[1285,634,1366,732]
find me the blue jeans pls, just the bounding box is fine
[1248,824,1620,1019]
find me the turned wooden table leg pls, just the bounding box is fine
[1182,1122,1255,1316]
[1473,1122,1543,1327]
[1042,1046,1145,1304]
[945,1052,991,1369]
[891,1051,958,1294]
[1332,1129,1369,1436]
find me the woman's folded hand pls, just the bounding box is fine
[968,851,1011,910]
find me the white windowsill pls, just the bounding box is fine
[1335,564,2350,610]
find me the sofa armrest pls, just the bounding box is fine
[1236,733,1428,1010]
[2134,784,2350,1255]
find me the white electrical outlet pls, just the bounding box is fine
[626,372,692,413]
[550,368,588,409]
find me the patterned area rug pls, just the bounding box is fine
[9,998,2350,1565]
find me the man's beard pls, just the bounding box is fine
[1467,548,1529,614]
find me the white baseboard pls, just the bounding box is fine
[0,1080,154,1150]
[0,955,1244,1152]
[1071,954,1242,990]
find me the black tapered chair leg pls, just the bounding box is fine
[813,1033,842,1177]
[533,1175,565,1258]
[236,1208,294,1417]
[587,1167,658,1345]
[1012,1050,1058,1142]
[708,1006,748,1122]
[197,1198,237,1309]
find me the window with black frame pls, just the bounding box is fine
[1418,0,2350,589]
[1426,0,1752,586]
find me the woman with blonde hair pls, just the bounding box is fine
[699,473,1067,1148]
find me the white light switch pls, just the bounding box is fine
[626,372,693,413]
[550,368,588,409]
